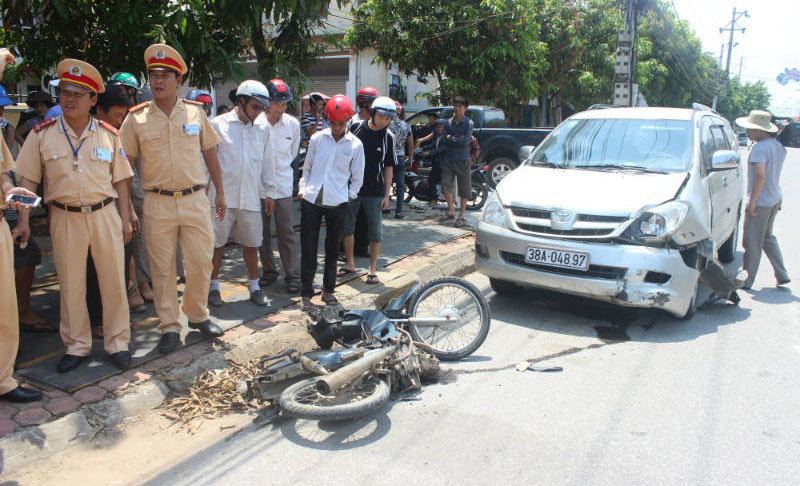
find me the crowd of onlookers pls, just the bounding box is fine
[0,44,482,403]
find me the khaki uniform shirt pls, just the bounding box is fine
[15,117,132,206]
[0,137,14,211]
[119,99,222,191]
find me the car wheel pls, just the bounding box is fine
[486,157,516,189]
[490,277,522,296]
[718,215,740,264]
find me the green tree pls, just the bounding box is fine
[345,0,549,125]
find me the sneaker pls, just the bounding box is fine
[777,278,791,286]
[250,289,268,306]
[208,289,223,307]
[395,213,405,219]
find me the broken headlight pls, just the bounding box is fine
[637,201,689,241]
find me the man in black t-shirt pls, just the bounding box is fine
[340,96,397,285]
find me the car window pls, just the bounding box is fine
[483,108,506,127]
[699,117,715,172]
[527,117,693,172]
[406,110,439,126]
[710,125,730,151]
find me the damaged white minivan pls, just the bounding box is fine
[475,106,744,318]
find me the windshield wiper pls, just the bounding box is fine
[574,164,667,174]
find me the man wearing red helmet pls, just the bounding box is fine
[352,86,378,126]
[297,94,364,309]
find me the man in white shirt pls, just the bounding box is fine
[259,79,301,293]
[209,80,275,306]
[298,94,364,309]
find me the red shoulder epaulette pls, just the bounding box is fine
[128,101,150,113]
[98,119,119,136]
[33,117,57,133]
[183,99,203,106]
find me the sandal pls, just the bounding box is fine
[366,274,380,285]
[337,267,356,278]
[138,282,154,302]
[321,293,339,306]
[438,214,455,223]
[287,282,301,294]
[301,297,315,311]
[454,218,466,228]
[127,285,147,314]
[259,274,278,287]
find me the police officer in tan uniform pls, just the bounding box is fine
[0,48,45,402]
[119,44,226,353]
[15,59,134,373]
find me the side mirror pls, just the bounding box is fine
[710,149,739,171]
[519,145,534,162]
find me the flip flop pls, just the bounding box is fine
[321,293,339,306]
[127,284,147,314]
[138,283,154,303]
[366,274,380,285]
[287,282,301,294]
[438,214,455,223]
[337,267,356,278]
[454,218,466,228]
[19,319,58,333]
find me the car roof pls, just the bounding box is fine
[572,107,696,121]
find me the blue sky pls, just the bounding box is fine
[671,0,799,116]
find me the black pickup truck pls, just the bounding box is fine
[406,105,552,188]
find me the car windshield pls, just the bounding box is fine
[526,118,693,172]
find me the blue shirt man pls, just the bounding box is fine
[439,95,474,226]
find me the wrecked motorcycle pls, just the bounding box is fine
[246,276,490,421]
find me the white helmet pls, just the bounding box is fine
[371,96,397,118]
[236,80,270,106]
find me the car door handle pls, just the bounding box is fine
[722,175,728,187]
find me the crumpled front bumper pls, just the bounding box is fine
[475,222,699,316]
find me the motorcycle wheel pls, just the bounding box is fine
[404,183,414,203]
[279,375,391,421]
[406,276,490,360]
[466,182,487,210]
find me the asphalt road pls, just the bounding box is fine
[144,149,800,486]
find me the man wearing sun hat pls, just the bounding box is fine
[119,43,226,354]
[735,109,790,289]
[14,58,134,373]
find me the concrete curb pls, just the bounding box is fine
[0,234,476,478]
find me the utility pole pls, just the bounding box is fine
[721,8,748,79]
[613,0,639,106]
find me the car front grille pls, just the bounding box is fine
[500,251,627,280]
[509,207,628,238]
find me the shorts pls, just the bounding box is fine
[212,208,263,248]
[441,159,471,196]
[5,218,42,270]
[343,197,383,242]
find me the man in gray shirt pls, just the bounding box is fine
[736,110,790,289]
[438,95,474,227]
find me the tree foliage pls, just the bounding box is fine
[0,0,342,91]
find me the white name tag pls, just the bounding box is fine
[94,147,112,162]
[183,123,200,135]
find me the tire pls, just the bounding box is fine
[718,216,740,264]
[486,156,517,189]
[404,183,414,203]
[279,375,391,421]
[490,277,522,296]
[466,182,487,210]
[407,276,490,360]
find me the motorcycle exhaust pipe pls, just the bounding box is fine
[316,346,396,395]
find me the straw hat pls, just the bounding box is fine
[735,110,778,133]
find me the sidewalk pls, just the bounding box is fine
[0,202,477,477]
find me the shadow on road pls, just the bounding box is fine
[487,285,752,345]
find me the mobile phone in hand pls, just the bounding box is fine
[5,193,42,207]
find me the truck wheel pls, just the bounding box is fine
[490,277,522,296]
[486,157,517,189]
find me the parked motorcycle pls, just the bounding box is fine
[397,149,489,210]
[246,276,490,421]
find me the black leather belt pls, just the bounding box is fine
[148,185,206,198]
[51,197,114,214]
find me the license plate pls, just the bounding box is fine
[525,245,589,271]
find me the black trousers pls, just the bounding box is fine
[300,200,346,297]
